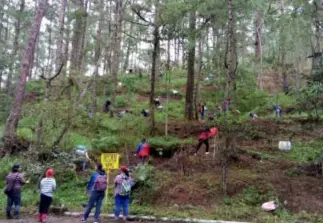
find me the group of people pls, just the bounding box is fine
[3,163,134,223]
[4,164,56,223]
[4,127,218,223]
[81,164,134,223]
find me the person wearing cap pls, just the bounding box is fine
[38,169,56,223]
[82,163,106,223]
[5,164,27,219]
[114,166,134,221]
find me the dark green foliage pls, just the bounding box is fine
[148,136,181,158]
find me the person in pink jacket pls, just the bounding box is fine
[194,126,218,155]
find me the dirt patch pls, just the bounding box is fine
[270,173,323,213]
[156,120,206,139]
[296,164,323,177]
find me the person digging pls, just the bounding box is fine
[193,126,218,156]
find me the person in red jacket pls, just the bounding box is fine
[135,139,150,164]
[194,126,218,155]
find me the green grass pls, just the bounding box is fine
[283,140,323,164]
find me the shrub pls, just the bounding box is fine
[115,95,129,108]
[91,136,120,153]
[132,165,158,205]
[17,128,34,142]
[148,136,181,158]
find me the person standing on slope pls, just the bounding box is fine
[194,126,218,155]
[135,139,150,165]
[38,168,56,223]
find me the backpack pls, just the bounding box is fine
[119,177,131,196]
[94,174,107,192]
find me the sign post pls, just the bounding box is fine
[101,153,120,202]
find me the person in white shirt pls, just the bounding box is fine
[38,169,56,223]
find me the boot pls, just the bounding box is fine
[42,214,47,223]
[6,213,12,220]
[37,213,43,222]
[14,211,20,219]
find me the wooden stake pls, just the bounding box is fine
[106,169,110,203]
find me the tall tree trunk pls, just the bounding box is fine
[174,38,178,67]
[185,11,196,120]
[4,0,48,140]
[212,25,218,69]
[255,9,261,61]
[70,0,87,86]
[123,21,134,72]
[280,0,289,93]
[110,0,123,117]
[194,35,203,120]
[255,9,263,89]
[6,0,25,95]
[149,0,160,134]
[181,37,185,69]
[224,0,238,101]
[91,0,104,117]
[56,0,67,69]
[167,35,171,69]
[311,1,321,75]
[79,0,89,74]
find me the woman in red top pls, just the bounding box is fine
[194,126,218,155]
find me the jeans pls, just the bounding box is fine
[200,112,205,120]
[39,194,52,214]
[114,195,130,218]
[6,193,21,218]
[83,191,105,221]
[139,156,148,165]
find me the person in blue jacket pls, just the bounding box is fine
[135,139,150,165]
[81,164,107,223]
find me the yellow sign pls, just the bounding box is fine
[101,153,120,170]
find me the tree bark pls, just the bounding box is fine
[255,9,263,89]
[4,0,48,140]
[149,0,160,134]
[181,37,185,69]
[56,0,67,69]
[224,0,237,100]
[167,35,171,69]
[194,35,203,120]
[5,0,25,95]
[185,11,196,120]
[70,0,87,84]
[123,18,134,72]
[91,0,104,117]
[110,0,123,117]
[255,9,261,61]
[280,0,289,93]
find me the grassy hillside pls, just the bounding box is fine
[0,71,322,222]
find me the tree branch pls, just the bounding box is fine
[39,63,64,81]
[132,8,154,26]
[123,31,153,43]
[49,63,64,81]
